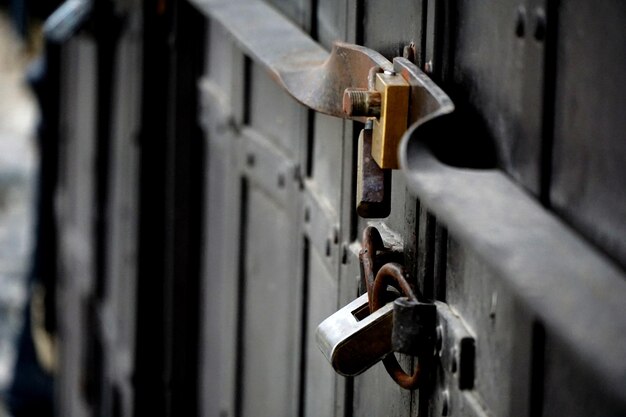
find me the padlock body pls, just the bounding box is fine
[316,293,394,376]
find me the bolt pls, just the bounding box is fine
[293,164,302,186]
[341,243,348,264]
[246,153,255,167]
[402,42,417,63]
[435,325,443,356]
[490,291,498,319]
[441,389,450,416]
[515,5,526,38]
[533,7,546,41]
[343,88,381,117]
[450,348,458,373]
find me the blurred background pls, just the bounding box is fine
[0,5,40,417]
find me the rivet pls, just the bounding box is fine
[325,238,332,257]
[533,7,546,41]
[441,389,450,416]
[450,348,458,373]
[402,42,417,63]
[341,243,348,264]
[304,207,310,223]
[277,172,286,188]
[435,325,443,356]
[515,5,526,38]
[246,153,255,167]
[424,60,433,74]
[490,291,498,319]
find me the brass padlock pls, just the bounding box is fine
[315,293,394,376]
[343,71,409,170]
[371,71,409,169]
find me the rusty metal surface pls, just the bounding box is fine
[372,264,420,391]
[356,124,390,218]
[190,0,391,119]
[358,226,422,391]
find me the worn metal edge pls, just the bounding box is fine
[399,127,626,406]
[189,0,391,118]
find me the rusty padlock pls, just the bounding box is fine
[316,293,394,376]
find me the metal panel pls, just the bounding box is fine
[303,246,338,417]
[239,61,305,417]
[248,62,307,157]
[445,0,544,194]
[56,35,97,417]
[362,0,424,61]
[104,13,142,417]
[549,0,626,268]
[199,20,245,417]
[264,0,310,31]
[401,133,626,415]
[194,2,626,417]
[445,238,533,417]
[240,186,301,417]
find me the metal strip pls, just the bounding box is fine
[399,125,626,406]
[44,0,93,43]
[190,0,392,119]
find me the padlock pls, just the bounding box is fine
[316,293,394,376]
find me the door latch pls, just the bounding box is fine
[317,227,437,390]
[192,0,453,218]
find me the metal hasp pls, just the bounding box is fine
[191,0,453,170]
[392,297,436,356]
[356,123,390,218]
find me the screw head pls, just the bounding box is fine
[341,243,348,264]
[435,325,443,356]
[333,227,340,244]
[402,42,417,63]
[533,7,546,41]
[515,5,527,38]
[450,348,458,373]
[441,389,450,416]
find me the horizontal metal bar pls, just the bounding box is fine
[43,0,93,43]
[189,0,391,118]
[400,124,626,406]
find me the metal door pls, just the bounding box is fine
[195,1,626,417]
